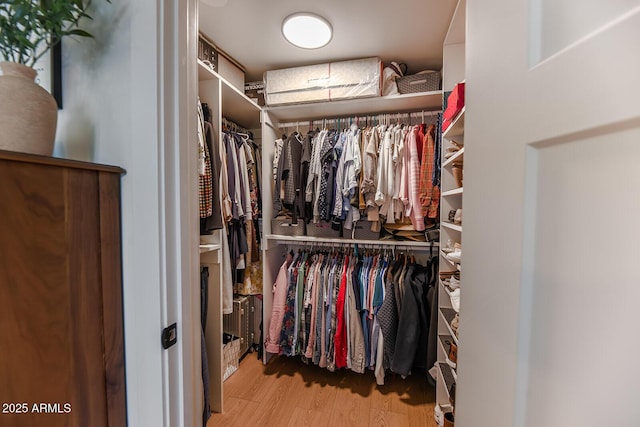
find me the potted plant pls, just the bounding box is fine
[0,0,109,155]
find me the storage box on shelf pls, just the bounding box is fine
[397,70,441,94]
[264,57,382,106]
[245,81,265,106]
[306,220,342,238]
[271,216,305,237]
[198,32,246,92]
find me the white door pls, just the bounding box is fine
[459,1,640,426]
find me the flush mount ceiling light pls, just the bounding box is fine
[282,12,333,49]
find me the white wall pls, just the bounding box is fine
[54,1,167,425]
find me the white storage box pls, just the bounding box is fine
[264,57,382,106]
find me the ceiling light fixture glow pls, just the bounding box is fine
[282,13,332,49]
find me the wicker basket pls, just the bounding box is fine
[223,337,241,381]
[306,220,341,238]
[397,70,441,94]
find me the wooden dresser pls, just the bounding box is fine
[0,150,126,427]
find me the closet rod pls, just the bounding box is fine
[276,109,443,130]
[222,116,250,135]
[274,239,438,252]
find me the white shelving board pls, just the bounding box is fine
[198,60,262,129]
[442,187,463,197]
[442,222,462,232]
[442,147,464,168]
[442,108,465,140]
[439,307,459,346]
[265,91,443,122]
[199,243,221,253]
[441,250,459,267]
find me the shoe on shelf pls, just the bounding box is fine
[440,270,460,279]
[450,313,459,337]
[448,275,460,290]
[434,403,444,426]
[446,243,461,263]
[444,339,458,369]
[442,239,457,254]
[454,209,462,225]
[450,140,462,150]
[444,411,455,427]
[449,288,460,313]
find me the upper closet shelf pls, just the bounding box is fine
[198,60,262,129]
[266,234,439,249]
[265,91,443,123]
[442,107,465,139]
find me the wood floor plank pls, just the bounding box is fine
[370,408,410,427]
[286,407,331,427]
[329,384,372,426]
[228,354,277,402]
[245,372,295,426]
[407,403,439,427]
[207,397,259,427]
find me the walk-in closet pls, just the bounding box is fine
[196,1,465,425]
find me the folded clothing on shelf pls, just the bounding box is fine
[442,82,465,131]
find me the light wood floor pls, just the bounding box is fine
[207,352,438,427]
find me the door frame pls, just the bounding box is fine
[153,0,201,425]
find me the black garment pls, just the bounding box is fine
[425,256,439,385]
[411,265,431,373]
[201,328,211,427]
[200,121,223,234]
[199,104,222,234]
[391,263,431,376]
[352,259,363,311]
[300,132,314,225]
[201,267,209,331]
[287,132,304,209]
[378,261,398,370]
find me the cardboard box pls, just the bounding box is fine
[264,57,382,106]
[244,81,265,106]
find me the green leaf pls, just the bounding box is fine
[68,29,93,38]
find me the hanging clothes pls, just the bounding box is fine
[271,112,442,240]
[419,124,440,219]
[200,103,223,233]
[265,246,436,384]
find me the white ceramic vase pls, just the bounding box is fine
[0,61,57,156]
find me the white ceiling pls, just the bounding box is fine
[199,0,459,82]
